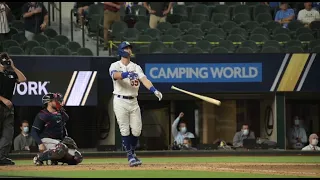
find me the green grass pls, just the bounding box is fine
[0,170,310,178]
[0,156,319,178]
[13,156,320,166]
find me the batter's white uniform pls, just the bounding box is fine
[109,60,145,137]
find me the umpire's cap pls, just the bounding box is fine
[42,92,63,105]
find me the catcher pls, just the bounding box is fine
[31,92,83,165]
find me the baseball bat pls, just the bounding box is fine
[171,85,221,106]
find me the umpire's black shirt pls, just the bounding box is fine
[22,2,48,34]
[0,70,18,101]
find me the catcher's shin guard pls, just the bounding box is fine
[38,143,68,162]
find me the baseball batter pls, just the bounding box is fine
[109,41,162,167]
[31,92,83,166]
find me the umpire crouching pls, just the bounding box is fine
[0,52,27,165]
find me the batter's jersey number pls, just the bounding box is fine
[130,80,139,86]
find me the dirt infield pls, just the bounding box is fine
[1,163,320,177]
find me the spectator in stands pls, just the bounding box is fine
[232,123,255,148]
[287,116,307,149]
[302,133,319,151]
[275,2,295,28]
[180,137,197,151]
[313,2,320,11]
[75,2,94,26]
[0,2,10,42]
[172,112,195,146]
[13,120,36,151]
[22,2,48,41]
[264,2,281,8]
[103,2,124,51]
[143,2,173,29]
[297,2,320,27]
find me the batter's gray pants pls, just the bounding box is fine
[0,104,14,160]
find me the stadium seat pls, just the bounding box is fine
[134,21,149,33]
[311,45,320,53]
[233,13,251,25]
[288,20,304,32]
[7,46,24,55]
[179,21,193,32]
[242,21,260,33]
[111,21,128,37]
[263,40,282,49]
[192,4,209,16]
[54,47,72,55]
[186,28,204,39]
[309,40,320,51]
[157,22,173,34]
[54,35,70,46]
[200,21,217,33]
[227,34,245,42]
[249,34,269,42]
[11,32,27,45]
[30,46,49,55]
[219,40,236,52]
[136,45,149,54]
[86,4,104,18]
[166,28,183,39]
[230,27,248,39]
[2,40,20,51]
[286,40,302,48]
[10,20,25,32]
[77,47,93,56]
[253,4,271,18]
[205,34,222,42]
[265,21,282,32]
[207,28,226,39]
[245,2,260,6]
[261,46,281,53]
[225,2,241,6]
[149,41,166,53]
[212,5,230,15]
[161,47,179,54]
[145,28,161,40]
[166,14,186,27]
[23,40,40,54]
[44,40,61,55]
[7,27,19,40]
[211,47,229,53]
[67,41,82,54]
[295,27,313,37]
[233,5,250,17]
[191,14,208,26]
[44,28,58,39]
[33,34,48,46]
[87,14,102,34]
[180,34,198,42]
[196,40,212,53]
[273,27,290,36]
[172,4,188,17]
[173,40,189,53]
[138,35,153,41]
[131,5,147,16]
[123,14,139,29]
[222,21,238,33]
[240,40,259,53]
[186,47,203,54]
[211,13,229,26]
[236,47,255,53]
[297,33,314,42]
[123,28,140,41]
[160,35,176,42]
[274,34,291,42]
[286,46,304,53]
[255,13,272,24]
[251,27,269,38]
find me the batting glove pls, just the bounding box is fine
[154,90,163,101]
[128,72,138,80]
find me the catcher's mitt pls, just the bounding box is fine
[62,137,78,149]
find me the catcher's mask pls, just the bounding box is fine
[42,92,64,110]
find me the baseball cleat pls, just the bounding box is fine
[128,158,139,167]
[33,155,43,166]
[134,156,142,166]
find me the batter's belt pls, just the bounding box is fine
[115,94,135,100]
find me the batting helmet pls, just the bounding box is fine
[42,92,63,105]
[118,41,132,58]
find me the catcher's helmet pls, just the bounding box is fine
[42,92,63,105]
[118,41,132,58]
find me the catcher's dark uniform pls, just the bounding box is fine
[31,109,83,165]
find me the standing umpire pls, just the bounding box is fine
[0,52,26,165]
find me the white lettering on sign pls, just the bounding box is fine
[13,81,50,95]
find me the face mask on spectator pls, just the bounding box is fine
[243,129,249,136]
[180,127,187,134]
[23,127,29,133]
[311,139,318,146]
[294,119,300,126]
